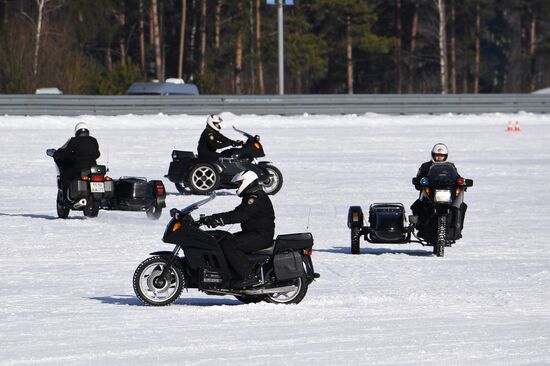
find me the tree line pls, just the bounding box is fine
[1,0,549,95]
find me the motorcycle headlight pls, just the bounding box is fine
[434,190,452,203]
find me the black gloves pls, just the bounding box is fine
[201,216,224,228]
[232,140,244,147]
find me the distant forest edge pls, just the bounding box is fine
[0,0,549,95]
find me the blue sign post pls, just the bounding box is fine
[267,0,293,95]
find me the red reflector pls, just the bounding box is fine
[91,175,104,182]
[303,249,313,256]
[457,177,465,185]
[155,183,165,195]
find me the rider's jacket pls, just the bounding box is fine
[53,135,100,172]
[211,188,275,239]
[197,126,236,160]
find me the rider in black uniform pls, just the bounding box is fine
[53,122,100,195]
[197,114,242,161]
[202,171,275,288]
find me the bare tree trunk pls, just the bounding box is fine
[248,0,255,93]
[528,13,537,92]
[106,46,113,71]
[394,0,402,93]
[235,1,244,94]
[450,0,457,93]
[437,0,448,94]
[255,0,264,94]
[190,0,197,58]
[408,0,418,93]
[178,0,187,79]
[199,0,206,78]
[474,0,480,93]
[346,15,353,95]
[33,0,46,76]
[117,5,127,66]
[139,0,146,71]
[151,0,163,81]
[215,0,222,49]
[2,0,8,27]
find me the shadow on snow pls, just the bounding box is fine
[0,212,85,220]
[316,246,433,257]
[90,295,242,307]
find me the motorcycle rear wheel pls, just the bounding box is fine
[263,276,308,304]
[133,256,184,306]
[56,190,70,219]
[83,196,100,217]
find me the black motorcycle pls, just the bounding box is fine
[348,162,473,257]
[166,127,283,195]
[133,194,319,306]
[47,149,166,220]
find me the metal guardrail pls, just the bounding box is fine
[0,94,548,116]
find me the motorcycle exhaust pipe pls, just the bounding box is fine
[73,198,87,209]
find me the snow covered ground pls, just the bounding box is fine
[1,112,549,365]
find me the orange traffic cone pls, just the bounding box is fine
[514,121,521,132]
[506,121,513,132]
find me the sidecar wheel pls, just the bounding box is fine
[146,202,162,220]
[188,163,220,195]
[133,256,184,306]
[263,276,308,304]
[56,190,70,219]
[262,165,283,195]
[351,227,361,254]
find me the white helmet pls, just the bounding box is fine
[431,143,448,162]
[206,114,223,132]
[74,122,89,136]
[232,170,260,197]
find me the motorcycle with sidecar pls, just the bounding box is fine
[47,149,166,219]
[347,162,473,257]
[166,127,283,196]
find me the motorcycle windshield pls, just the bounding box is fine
[427,162,459,188]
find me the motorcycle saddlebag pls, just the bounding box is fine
[69,179,88,200]
[274,233,314,252]
[368,203,407,243]
[273,250,305,281]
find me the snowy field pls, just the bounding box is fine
[1,112,549,365]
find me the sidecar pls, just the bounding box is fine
[104,177,166,220]
[348,203,414,255]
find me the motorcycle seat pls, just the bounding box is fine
[250,243,275,256]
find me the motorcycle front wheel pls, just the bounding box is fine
[261,165,283,195]
[263,276,308,304]
[56,190,70,219]
[133,256,185,306]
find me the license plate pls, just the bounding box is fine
[90,182,105,193]
[434,189,451,203]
